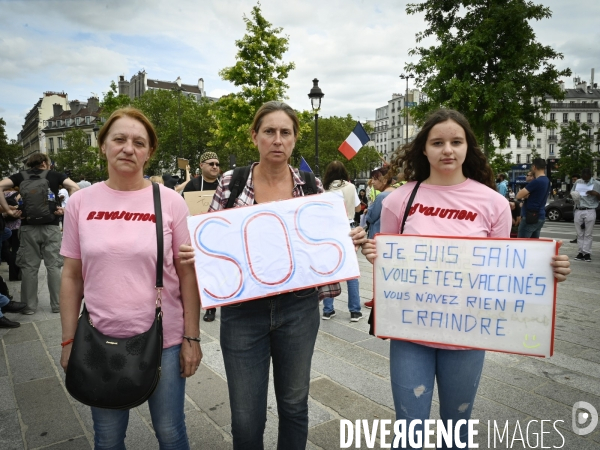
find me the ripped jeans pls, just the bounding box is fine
[389,340,485,449]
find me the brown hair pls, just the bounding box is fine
[371,165,396,190]
[323,160,350,190]
[25,153,50,168]
[390,109,496,190]
[97,107,159,163]
[250,101,300,137]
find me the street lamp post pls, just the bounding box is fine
[399,74,415,145]
[308,78,324,176]
[174,76,184,177]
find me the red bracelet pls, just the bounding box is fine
[61,338,74,347]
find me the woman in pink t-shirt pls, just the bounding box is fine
[59,107,201,450]
[361,109,571,449]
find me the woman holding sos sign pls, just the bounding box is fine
[360,109,571,449]
[180,101,366,449]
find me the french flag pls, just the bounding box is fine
[338,121,371,160]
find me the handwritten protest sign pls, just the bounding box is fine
[374,235,558,357]
[184,190,216,216]
[187,192,360,308]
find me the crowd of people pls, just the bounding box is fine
[0,101,583,450]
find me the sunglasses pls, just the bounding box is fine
[205,162,220,167]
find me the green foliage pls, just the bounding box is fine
[132,90,215,176]
[488,149,513,178]
[100,81,131,119]
[405,0,571,155]
[211,3,295,167]
[0,118,21,177]
[53,129,106,181]
[557,121,599,179]
[294,115,380,177]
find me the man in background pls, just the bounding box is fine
[516,159,550,238]
[572,168,600,261]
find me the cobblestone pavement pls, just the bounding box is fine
[1,237,599,449]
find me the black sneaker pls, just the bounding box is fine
[0,316,20,328]
[350,312,363,322]
[569,238,578,244]
[1,301,27,313]
[574,253,585,261]
[203,308,216,322]
[322,311,336,320]
[583,254,591,262]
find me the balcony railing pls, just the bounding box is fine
[548,135,557,142]
[549,102,600,109]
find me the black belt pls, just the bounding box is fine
[576,207,595,210]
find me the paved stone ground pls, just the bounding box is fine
[1,239,599,449]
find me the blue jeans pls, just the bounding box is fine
[390,340,485,450]
[0,227,11,263]
[91,344,189,450]
[220,288,320,450]
[0,294,9,319]
[517,218,545,238]
[322,279,361,313]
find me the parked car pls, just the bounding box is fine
[545,197,600,222]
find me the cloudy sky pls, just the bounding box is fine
[1,0,599,140]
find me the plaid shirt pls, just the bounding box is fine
[208,162,324,211]
[208,163,340,300]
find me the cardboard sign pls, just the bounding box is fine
[187,192,360,308]
[184,190,216,216]
[374,235,558,357]
[177,158,189,170]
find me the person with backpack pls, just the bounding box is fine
[178,101,366,450]
[181,151,221,322]
[0,153,79,314]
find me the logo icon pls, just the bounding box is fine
[572,401,598,436]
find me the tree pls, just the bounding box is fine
[211,3,295,165]
[294,115,381,178]
[557,121,599,179]
[405,0,571,155]
[134,90,215,176]
[53,129,105,181]
[488,149,513,178]
[100,81,132,119]
[0,118,21,177]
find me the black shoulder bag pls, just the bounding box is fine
[368,181,422,336]
[66,182,164,409]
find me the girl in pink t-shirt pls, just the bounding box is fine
[361,109,571,449]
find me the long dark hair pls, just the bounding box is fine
[323,160,349,190]
[390,109,496,190]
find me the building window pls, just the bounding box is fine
[75,117,81,125]
[588,113,593,123]
[87,134,92,146]
[57,120,62,127]
[507,139,511,148]
[526,141,531,148]
[549,144,554,155]
[516,154,521,163]
[49,138,54,152]
[58,137,63,149]
[537,127,541,132]
[517,139,521,148]
[66,119,71,127]
[537,139,541,148]
[526,154,531,163]
[86,116,91,125]
[549,129,555,137]
[550,113,556,122]
[575,113,580,123]
[563,113,568,123]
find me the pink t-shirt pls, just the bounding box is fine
[380,178,511,350]
[60,182,191,348]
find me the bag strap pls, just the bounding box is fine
[225,166,251,209]
[400,181,422,234]
[299,170,318,196]
[152,183,164,292]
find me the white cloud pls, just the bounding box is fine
[1,0,598,140]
